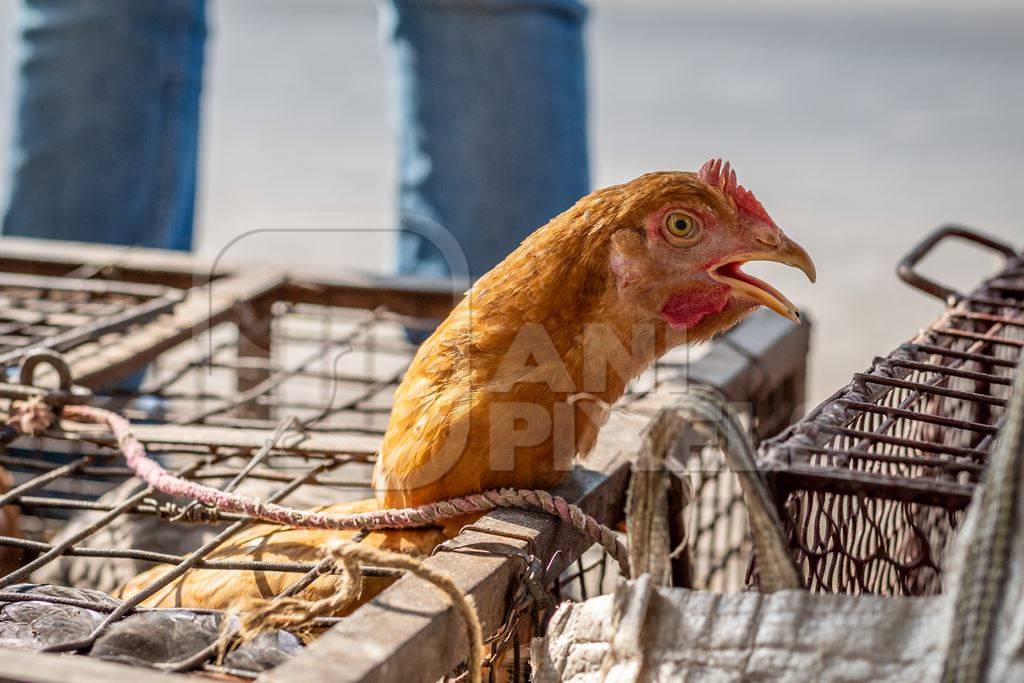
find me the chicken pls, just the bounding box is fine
[374,159,815,507]
[119,159,815,610]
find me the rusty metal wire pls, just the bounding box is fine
[0,299,431,677]
[105,301,418,434]
[761,253,1024,596]
[0,273,180,371]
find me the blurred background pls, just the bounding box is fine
[0,0,1021,404]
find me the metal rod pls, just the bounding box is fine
[0,288,181,369]
[170,319,364,425]
[950,310,1024,329]
[41,460,341,653]
[0,535,400,577]
[835,399,998,435]
[0,455,96,507]
[963,294,1024,311]
[887,358,1013,387]
[1,456,375,486]
[933,327,1024,348]
[0,590,342,627]
[908,343,1018,369]
[853,373,1007,407]
[787,446,985,474]
[819,424,989,460]
[0,458,213,588]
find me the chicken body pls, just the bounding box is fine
[120,160,815,610]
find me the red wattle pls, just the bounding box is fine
[659,287,730,330]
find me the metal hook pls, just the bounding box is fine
[14,349,91,410]
[18,349,73,392]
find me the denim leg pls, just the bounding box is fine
[2,0,206,251]
[379,0,590,282]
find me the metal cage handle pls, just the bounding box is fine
[18,349,73,392]
[14,348,91,411]
[897,225,1017,304]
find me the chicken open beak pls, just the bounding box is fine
[707,236,816,323]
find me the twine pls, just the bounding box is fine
[232,541,484,683]
[8,396,54,436]
[55,404,629,575]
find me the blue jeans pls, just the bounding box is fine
[2,0,589,282]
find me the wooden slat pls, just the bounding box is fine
[275,275,458,321]
[0,236,459,320]
[261,396,666,683]
[0,272,175,298]
[0,646,175,683]
[65,271,286,388]
[0,236,208,289]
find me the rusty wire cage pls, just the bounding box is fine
[760,226,1023,596]
[0,238,810,682]
[0,273,181,370]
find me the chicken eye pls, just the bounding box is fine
[663,212,701,242]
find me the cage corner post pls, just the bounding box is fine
[234,295,275,421]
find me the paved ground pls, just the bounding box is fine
[0,0,1022,405]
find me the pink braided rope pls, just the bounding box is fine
[60,404,630,576]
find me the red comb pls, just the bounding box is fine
[697,158,776,228]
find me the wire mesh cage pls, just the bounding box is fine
[0,273,180,370]
[760,226,1023,596]
[665,314,809,594]
[0,239,812,682]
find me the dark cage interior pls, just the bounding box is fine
[760,227,1023,596]
[0,238,810,681]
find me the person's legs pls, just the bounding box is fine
[378,0,589,283]
[2,0,207,251]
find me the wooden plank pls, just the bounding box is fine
[276,274,458,321]
[66,271,286,388]
[0,237,458,321]
[261,396,666,683]
[0,272,175,298]
[59,421,381,457]
[0,236,458,319]
[0,647,175,683]
[0,236,209,289]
